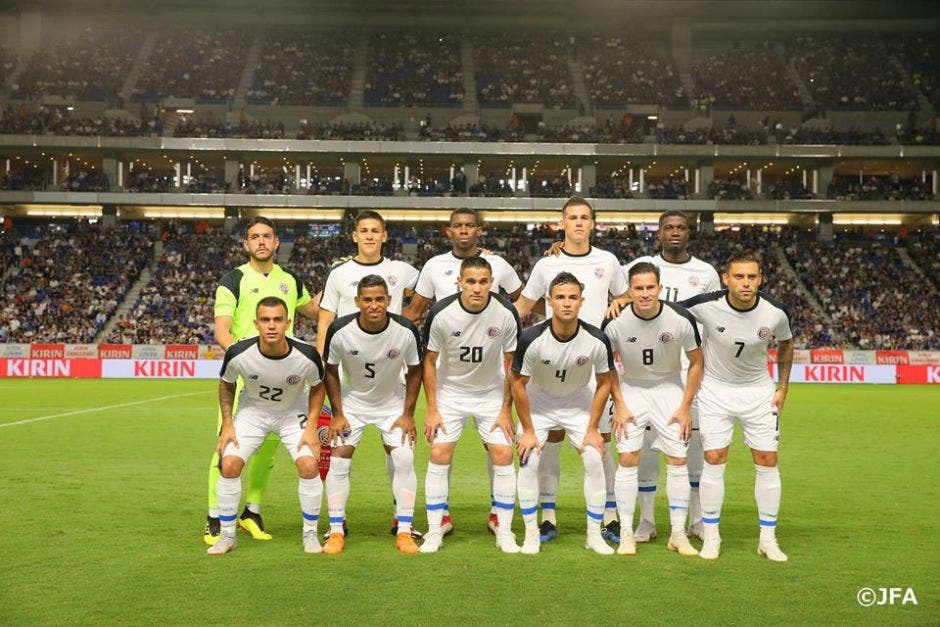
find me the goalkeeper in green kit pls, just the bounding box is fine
[204,217,320,545]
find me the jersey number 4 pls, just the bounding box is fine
[259,385,283,401]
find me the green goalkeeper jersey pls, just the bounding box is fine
[214,262,311,342]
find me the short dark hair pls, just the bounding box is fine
[724,252,762,274]
[561,196,595,220]
[460,255,492,276]
[354,210,386,230]
[549,271,583,295]
[256,296,288,316]
[245,216,277,237]
[450,208,481,227]
[658,210,689,228]
[357,274,388,295]
[628,261,661,284]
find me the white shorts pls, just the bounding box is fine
[614,381,689,459]
[697,378,779,452]
[530,391,592,449]
[433,392,512,447]
[341,402,410,449]
[223,406,316,462]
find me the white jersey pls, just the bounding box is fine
[603,301,701,385]
[321,257,419,317]
[415,251,522,300]
[220,337,324,414]
[623,254,720,303]
[423,292,520,397]
[682,290,792,386]
[522,247,627,326]
[512,319,613,403]
[322,312,422,415]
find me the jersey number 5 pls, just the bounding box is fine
[364,363,376,378]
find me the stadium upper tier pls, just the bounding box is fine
[1,220,936,351]
[0,27,938,111]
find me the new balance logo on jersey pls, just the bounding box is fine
[350,350,359,355]
[249,374,259,380]
[250,288,260,294]
[541,359,551,365]
[451,330,462,337]
[716,326,726,333]
[626,337,638,343]
[444,269,454,276]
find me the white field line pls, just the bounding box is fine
[0,391,210,429]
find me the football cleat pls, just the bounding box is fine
[601,520,622,544]
[539,520,558,543]
[203,516,221,546]
[585,531,615,555]
[496,532,521,554]
[302,530,322,554]
[322,533,345,555]
[758,539,789,562]
[323,520,348,540]
[238,508,272,541]
[396,532,420,555]
[420,530,444,554]
[634,519,658,543]
[206,534,236,555]
[687,522,705,542]
[389,519,424,540]
[699,537,721,560]
[616,532,637,556]
[486,513,498,535]
[520,527,541,555]
[667,532,699,556]
[441,514,455,536]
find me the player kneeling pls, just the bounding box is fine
[208,297,327,555]
[321,275,423,555]
[513,272,617,555]
[604,263,703,556]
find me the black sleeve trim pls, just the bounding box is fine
[422,293,459,350]
[493,292,521,333]
[390,312,424,361]
[512,321,547,373]
[581,321,616,370]
[681,289,727,309]
[664,301,702,347]
[283,267,306,300]
[288,337,324,380]
[757,290,791,327]
[218,268,244,305]
[322,313,357,363]
[219,337,255,377]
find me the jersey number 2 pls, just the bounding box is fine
[259,385,283,401]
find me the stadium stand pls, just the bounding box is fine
[296,121,404,141]
[475,32,577,109]
[579,36,685,108]
[893,36,940,109]
[173,115,286,139]
[692,42,803,110]
[247,32,354,106]
[364,32,464,107]
[0,106,156,136]
[827,175,935,201]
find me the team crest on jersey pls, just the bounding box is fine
[317,425,331,446]
[575,355,589,366]
[286,374,302,385]
[659,332,674,343]
[758,326,772,340]
[688,276,700,287]
[387,348,400,359]
[279,282,289,294]
[594,266,606,279]
[387,274,399,288]
[486,326,501,338]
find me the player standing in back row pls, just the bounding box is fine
[681,253,793,562]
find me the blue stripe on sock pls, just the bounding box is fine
[541,502,556,510]
[397,516,413,523]
[328,516,344,524]
[702,516,720,524]
[426,502,448,511]
[520,505,538,516]
[668,505,688,511]
[490,500,496,507]
[586,509,605,521]
[493,501,514,510]
[605,500,617,509]
[759,519,777,527]
[689,481,700,488]
[219,513,237,522]
[301,511,319,522]
[638,486,657,493]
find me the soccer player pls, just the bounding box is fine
[316,210,419,536]
[513,272,617,555]
[617,210,720,543]
[205,216,318,545]
[681,253,793,561]
[403,207,523,535]
[420,256,521,554]
[321,275,423,555]
[603,262,703,556]
[515,196,628,543]
[208,297,326,555]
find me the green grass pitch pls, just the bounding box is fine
[1,380,937,624]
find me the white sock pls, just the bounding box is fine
[390,447,417,535]
[687,428,704,528]
[492,464,516,531]
[486,454,496,516]
[637,434,659,525]
[666,464,691,534]
[602,442,618,525]
[445,462,453,518]
[216,476,241,537]
[755,464,781,542]
[581,447,606,530]
[386,452,397,510]
[538,440,562,525]
[326,457,351,535]
[425,462,450,531]
[517,449,540,529]
[614,465,638,532]
[298,476,322,532]
[246,502,261,515]
[700,461,726,539]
